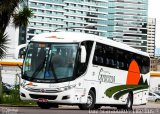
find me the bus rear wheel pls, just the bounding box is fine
[78,90,96,110]
[125,93,133,110]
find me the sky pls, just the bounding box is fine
[148,0,160,48]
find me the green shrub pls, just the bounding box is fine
[0,75,36,106]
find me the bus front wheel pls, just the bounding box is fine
[94,105,101,109]
[78,90,96,110]
[37,102,51,109]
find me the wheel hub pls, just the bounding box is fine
[87,94,93,106]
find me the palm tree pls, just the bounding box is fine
[0,0,33,99]
[0,0,33,58]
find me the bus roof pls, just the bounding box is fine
[31,32,149,57]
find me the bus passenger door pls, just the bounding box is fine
[91,65,105,103]
[92,60,110,103]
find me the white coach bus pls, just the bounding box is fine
[20,31,150,110]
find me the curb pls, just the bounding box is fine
[0,104,77,108]
[0,104,37,107]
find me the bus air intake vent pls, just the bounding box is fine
[29,94,57,100]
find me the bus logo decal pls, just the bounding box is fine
[40,89,46,93]
[98,68,115,83]
[105,60,149,100]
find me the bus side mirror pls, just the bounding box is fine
[14,44,27,59]
[80,46,86,63]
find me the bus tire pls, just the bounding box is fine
[116,105,124,110]
[125,93,133,110]
[78,90,96,110]
[94,105,101,109]
[37,102,51,109]
[50,103,59,108]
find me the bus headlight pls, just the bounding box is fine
[74,88,86,96]
[59,87,66,91]
[20,80,26,88]
[59,85,76,92]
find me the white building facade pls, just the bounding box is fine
[147,18,156,57]
[18,0,148,52]
[150,71,160,92]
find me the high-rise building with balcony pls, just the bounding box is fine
[19,0,148,52]
[147,18,156,57]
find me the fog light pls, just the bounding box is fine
[20,92,26,97]
[62,95,70,100]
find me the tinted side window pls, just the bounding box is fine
[92,42,150,73]
[93,43,104,66]
[93,42,130,70]
[141,56,150,74]
[116,49,129,70]
[132,54,150,74]
[76,41,93,77]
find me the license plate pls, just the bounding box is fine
[38,98,48,102]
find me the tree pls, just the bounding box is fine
[0,0,33,99]
[0,0,33,58]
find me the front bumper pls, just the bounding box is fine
[20,87,87,104]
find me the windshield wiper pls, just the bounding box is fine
[49,55,58,82]
[30,57,46,81]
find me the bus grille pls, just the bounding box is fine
[26,88,60,93]
[29,94,57,100]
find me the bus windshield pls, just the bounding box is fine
[23,42,78,83]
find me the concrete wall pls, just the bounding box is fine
[149,77,160,92]
[1,66,21,85]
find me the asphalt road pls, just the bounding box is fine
[0,102,160,114]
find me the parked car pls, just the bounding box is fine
[148,92,160,102]
[2,82,14,94]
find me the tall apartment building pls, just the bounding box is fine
[150,57,160,71]
[147,18,156,57]
[19,0,148,52]
[109,0,148,52]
